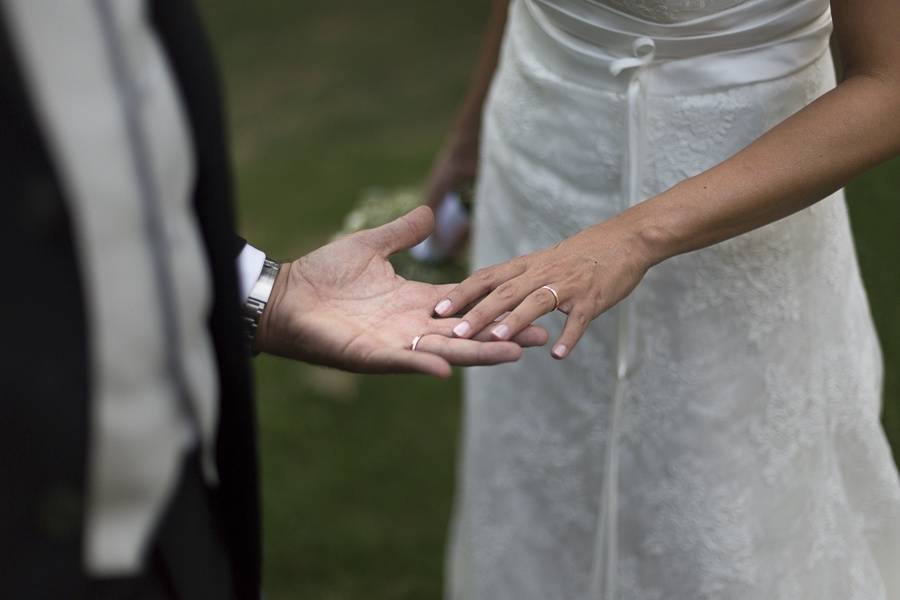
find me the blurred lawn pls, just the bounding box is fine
[197,2,900,598]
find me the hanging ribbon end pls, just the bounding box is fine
[608,36,656,77]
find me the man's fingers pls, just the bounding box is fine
[362,206,435,257]
[432,260,528,318]
[550,305,593,360]
[369,346,452,378]
[512,326,550,347]
[415,335,523,366]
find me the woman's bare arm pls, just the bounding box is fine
[436,0,900,358]
[424,0,509,210]
[628,0,900,263]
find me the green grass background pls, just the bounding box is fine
[197,2,900,598]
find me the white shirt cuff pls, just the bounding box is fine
[237,243,266,302]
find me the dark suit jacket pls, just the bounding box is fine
[0,1,261,598]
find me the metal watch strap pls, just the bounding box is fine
[242,257,281,350]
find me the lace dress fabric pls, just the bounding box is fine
[602,0,748,22]
[448,1,900,599]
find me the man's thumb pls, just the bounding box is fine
[364,205,435,256]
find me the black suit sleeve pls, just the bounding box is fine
[150,3,262,599]
[234,235,247,259]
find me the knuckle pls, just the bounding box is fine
[536,289,556,308]
[512,257,529,273]
[572,310,589,325]
[495,282,517,301]
[474,268,495,284]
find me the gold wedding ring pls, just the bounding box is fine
[410,335,424,351]
[540,285,561,311]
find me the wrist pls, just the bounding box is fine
[614,189,691,268]
[631,216,680,268]
[253,260,291,355]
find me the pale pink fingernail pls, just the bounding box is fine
[491,323,510,340]
[552,344,567,358]
[434,299,452,316]
[453,321,471,337]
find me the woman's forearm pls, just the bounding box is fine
[621,0,900,266]
[623,71,900,265]
[424,0,509,210]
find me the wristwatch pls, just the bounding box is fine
[243,257,281,350]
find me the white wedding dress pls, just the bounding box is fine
[449,0,900,598]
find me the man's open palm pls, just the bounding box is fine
[256,206,547,377]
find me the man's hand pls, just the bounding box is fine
[254,207,548,378]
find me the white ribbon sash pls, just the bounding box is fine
[522,0,832,94]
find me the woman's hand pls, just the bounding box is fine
[424,134,478,212]
[420,0,510,257]
[432,218,655,359]
[421,134,478,258]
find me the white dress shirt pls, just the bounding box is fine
[3,0,263,576]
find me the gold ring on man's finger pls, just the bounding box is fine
[410,335,424,351]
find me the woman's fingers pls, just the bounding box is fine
[477,324,549,347]
[486,286,560,341]
[415,335,523,366]
[550,305,593,359]
[449,276,537,338]
[428,317,550,348]
[433,260,528,318]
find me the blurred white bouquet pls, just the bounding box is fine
[337,186,470,284]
